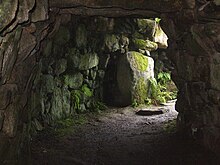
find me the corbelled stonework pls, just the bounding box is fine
[0,0,220,163]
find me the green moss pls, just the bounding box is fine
[53,116,88,137]
[81,84,93,97]
[131,51,148,71]
[134,77,148,104]
[155,18,161,24]
[78,52,99,70]
[91,101,107,112]
[71,90,81,112]
[133,39,158,51]
[136,19,156,36]
[148,75,177,105]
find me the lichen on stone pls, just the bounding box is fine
[133,77,148,104]
[131,51,149,71]
[133,38,158,51]
[78,52,99,70]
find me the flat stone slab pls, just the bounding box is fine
[136,108,165,116]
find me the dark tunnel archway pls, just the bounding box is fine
[0,0,220,163]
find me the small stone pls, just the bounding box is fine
[79,104,87,113]
[55,59,67,76]
[78,52,99,70]
[63,73,83,89]
[51,87,63,119]
[133,39,158,51]
[62,86,71,116]
[32,119,43,131]
[66,48,81,69]
[103,34,120,52]
[136,19,156,37]
[90,69,97,80]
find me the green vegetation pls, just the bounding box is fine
[71,90,81,112]
[134,77,149,104]
[148,72,177,105]
[53,115,88,137]
[81,84,93,97]
[91,101,107,112]
[133,39,158,52]
[71,84,107,114]
[132,71,177,107]
[155,18,161,24]
[132,99,138,108]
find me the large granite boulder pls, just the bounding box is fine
[117,51,154,105]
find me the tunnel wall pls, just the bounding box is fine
[0,0,220,163]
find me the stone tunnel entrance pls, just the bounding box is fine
[0,0,220,164]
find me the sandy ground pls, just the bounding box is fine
[31,102,220,165]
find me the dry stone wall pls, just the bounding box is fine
[163,0,220,154]
[0,0,220,163]
[0,0,52,164]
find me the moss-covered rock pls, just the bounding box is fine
[66,48,81,69]
[116,51,154,105]
[136,19,156,38]
[78,52,99,70]
[103,34,120,52]
[62,86,71,116]
[133,77,149,104]
[54,59,67,76]
[63,73,83,89]
[51,87,63,119]
[132,51,149,71]
[133,39,158,52]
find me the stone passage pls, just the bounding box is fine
[0,0,220,163]
[32,17,168,126]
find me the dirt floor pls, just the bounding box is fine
[31,101,220,165]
